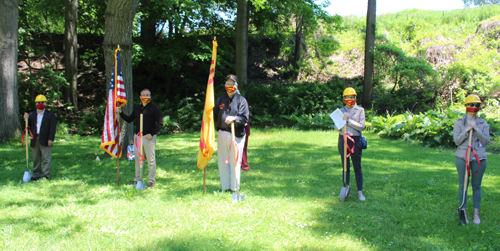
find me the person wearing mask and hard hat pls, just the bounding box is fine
[214,74,249,194]
[118,89,163,188]
[23,94,57,181]
[334,87,366,201]
[454,94,490,224]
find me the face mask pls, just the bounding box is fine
[344,99,355,107]
[36,104,46,110]
[466,107,480,114]
[225,86,237,94]
[141,97,151,105]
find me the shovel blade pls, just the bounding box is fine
[339,186,351,201]
[458,208,467,226]
[136,180,145,190]
[22,171,32,183]
[232,192,246,203]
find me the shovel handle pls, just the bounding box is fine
[463,130,473,192]
[25,118,30,171]
[25,118,29,157]
[343,125,347,172]
[231,121,235,141]
[139,114,144,180]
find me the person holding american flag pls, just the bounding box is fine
[117,89,163,188]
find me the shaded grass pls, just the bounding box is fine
[0,129,499,250]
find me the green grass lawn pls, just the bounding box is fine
[1,129,499,250]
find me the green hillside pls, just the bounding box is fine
[315,6,500,113]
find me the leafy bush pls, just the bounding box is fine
[76,104,105,135]
[175,96,203,132]
[244,79,348,129]
[372,43,438,115]
[369,108,499,150]
[161,115,180,134]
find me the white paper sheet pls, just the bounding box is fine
[329,108,346,130]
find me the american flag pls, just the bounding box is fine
[100,48,127,158]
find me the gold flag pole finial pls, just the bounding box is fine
[117,44,120,49]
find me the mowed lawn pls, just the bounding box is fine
[1,129,499,250]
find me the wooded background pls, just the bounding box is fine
[1,0,499,147]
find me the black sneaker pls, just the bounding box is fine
[218,189,234,193]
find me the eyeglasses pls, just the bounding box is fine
[466,103,480,108]
[225,81,236,87]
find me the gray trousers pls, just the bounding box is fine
[32,137,52,178]
[218,130,245,191]
[455,157,487,209]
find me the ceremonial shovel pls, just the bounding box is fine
[229,122,245,202]
[136,114,146,190]
[339,125,351,201]
[458,130,473,225]
[22,118,33,183]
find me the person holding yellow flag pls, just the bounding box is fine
[214,75,249,193]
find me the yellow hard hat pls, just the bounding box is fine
[343,87,357,97]
[464,94,481,105]
[35,95,47,102]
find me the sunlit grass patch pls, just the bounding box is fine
[0,129,499,250]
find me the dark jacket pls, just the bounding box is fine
[28,110,57,147]
[120,103,163,135]
[214,93,249,137]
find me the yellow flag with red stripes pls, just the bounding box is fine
[197,40,217,170]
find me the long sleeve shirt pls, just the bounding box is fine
[334,104,366,136]
[454,116,490,160]
[214,93,249,138]
[120,103,163,136]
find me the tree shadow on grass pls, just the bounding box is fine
[306,134,500,249]
[130,233,268,251]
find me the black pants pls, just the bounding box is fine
[338,135,363,191]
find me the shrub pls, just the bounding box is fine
[369,108,499,150]
[244,79,348,129]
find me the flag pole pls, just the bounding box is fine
[198,36,217,194]
[203,167,206,194]
[116,44,121,186]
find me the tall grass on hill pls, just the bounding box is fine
[339,5,500,50]
[1,130,499,250]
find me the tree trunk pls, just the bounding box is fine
[103,0,140,147]
[362,0,376,109]
[65,0,78,111]
[140,0,156,45]
[0,0,20,143]
[293,15,303,81]
[168,18,174,38]
[235,0,249,86]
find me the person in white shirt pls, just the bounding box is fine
[24,94,57,180]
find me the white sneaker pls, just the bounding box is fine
[358,194,366,201]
